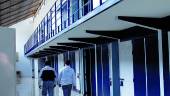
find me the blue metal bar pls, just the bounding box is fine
[68,0,70,26]
[100,0,102,5]
[90,0,93,11]
[50,8,53,37]
[60,0,63,31]
[43,20,45,43]
[78,0,80,19]
[47,15,49,40]
[55,2,57,34]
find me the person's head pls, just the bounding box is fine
[65,60,71,66]
[45,60,51,66]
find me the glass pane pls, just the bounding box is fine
[51,5,55,18]
[41,21,45,41]
[56,0,60,7]
[62,2,68,29]
[47,12,51,38]
[102,0,107,3]
[56,8,61,32]
[93,0,100,9]
[52,8,55,36]
[44,16,48,39]
[62,0,67,4]
[82,0,90,16]
[70,0,79,23]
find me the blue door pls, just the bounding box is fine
[132,33,160,96]
[96,44,110,96]
[161,32,170,96]
[132,38,146,96]
[83,48,96,96]
[101,44,110,96]
[145,33,160,96]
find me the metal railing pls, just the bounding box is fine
[24,0,109,55]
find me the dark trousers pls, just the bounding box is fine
[42,81,54,96]
[62,84,72,96]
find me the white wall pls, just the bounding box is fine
[34,59,40,96]
[10,17,33,77]
[10,18,34,96]
[119,41,134,96]
[158,31,164,96]
[0,27,16,96]
[58,54,64,96]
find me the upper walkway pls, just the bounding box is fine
[24,0,121,56]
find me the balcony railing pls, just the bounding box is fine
[24,0,117,55]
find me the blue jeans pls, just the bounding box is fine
[62,84,72,96]
[42,81,55,96]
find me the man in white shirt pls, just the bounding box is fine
[58,60,76,96]
[39,60,57,96]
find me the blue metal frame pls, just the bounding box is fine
[60,0,63,31]
[67,0,70,26]
[54,3,57,34]
[24,0,119,55]
[100,0,102,5]
[50,8,53,37]
[161,31,170,96]
[111,41,120,96]
[145,33,160,96]
[132,38,146,96]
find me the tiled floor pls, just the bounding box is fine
[16,78,33,96]
[16,78,81,96]
[58,88,81,96]
[55,86,81,96]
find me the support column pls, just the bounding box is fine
[145,33,160,96]
[132,38,146,96]
[34,59,40,96]
[112,40,120,96]
[162,30,170,96]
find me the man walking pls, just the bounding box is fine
[58,60,76,96]
[39,60,57,96]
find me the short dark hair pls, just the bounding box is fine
[65,60,71,65]
[45,60,51,66]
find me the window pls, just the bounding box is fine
[51,5,56,36]
[61,1,68,29]
[70,0,79,24]
[39,24,42,43]
[56,1,61,33]
[82,0,91,16]
[93,0,100,9]
[47,12,52,39]
[41,21,45,42]
[102,0,107,3]
[38,25,41,43]
[44,16,48,40]
[34,28,38,46]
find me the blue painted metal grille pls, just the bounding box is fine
[24,0,114,54]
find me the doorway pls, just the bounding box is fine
[83,47,96,96]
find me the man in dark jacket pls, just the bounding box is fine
[39,60,57,96]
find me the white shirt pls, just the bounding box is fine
[58,65,76,86]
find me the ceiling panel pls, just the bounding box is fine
[0,0,42,26]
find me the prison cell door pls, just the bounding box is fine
[132,34,160,96]
[96,44,110,96]
[83,48,96,96]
